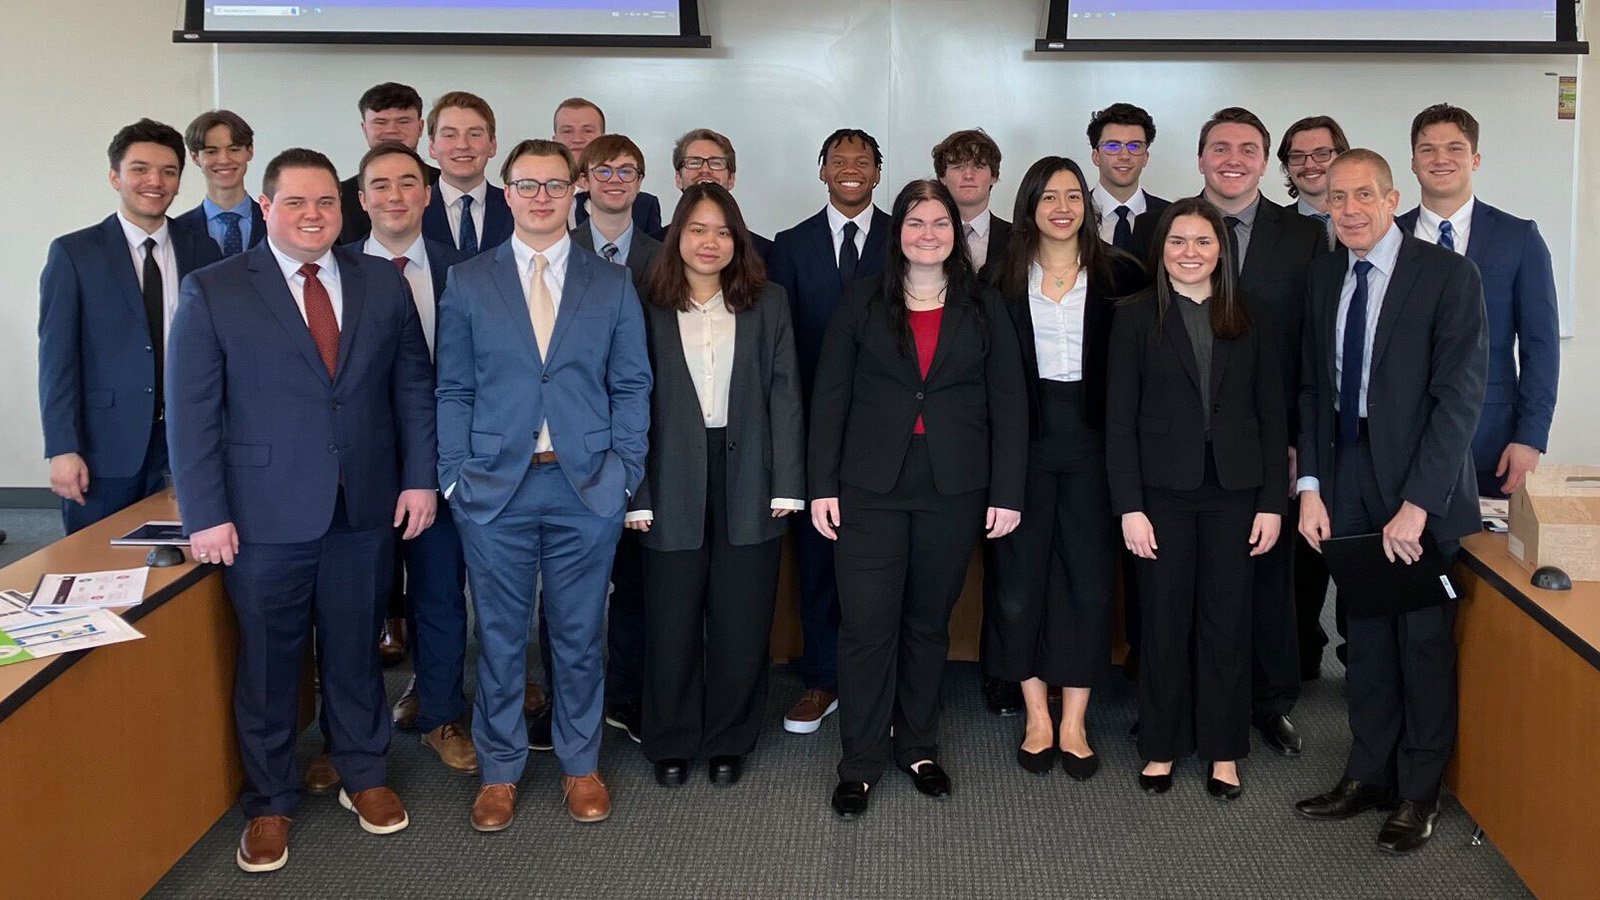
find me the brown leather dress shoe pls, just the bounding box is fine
[378,618,408,666]
[422,721,479,774]
[303,751,339,793]
[338,786,410,834]
[562,772,612,823]
[471,783,517,832]
[236,815,290,873]
[391,676,421,730]
[523,680,548,717]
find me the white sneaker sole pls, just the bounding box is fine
[783,699,839,734]
[235,846,287,873]
[338,789,411,835]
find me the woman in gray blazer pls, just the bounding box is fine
[626,183,806,788]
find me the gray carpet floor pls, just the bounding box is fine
[0,509,1532,898]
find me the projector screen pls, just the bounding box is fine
[1051,0,1572,45]
[177,0,707,46]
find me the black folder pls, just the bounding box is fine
[1319,532,1459,618]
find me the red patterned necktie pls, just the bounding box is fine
[299,262,340,377]
[392,255,409,275]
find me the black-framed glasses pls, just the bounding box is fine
[589,165,640,183]
[1286,147,1338,166]
[509,178,572,199]
[680,155,730,171]
[1096,140,1148,156]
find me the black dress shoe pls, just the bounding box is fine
[1258,714,1304,757]
[1206,764,1243,802]
[982,678,1023,716]
[1295,778,1400,820]
[1059,749,1100,782]
[526,704,554,752]
[831,781,870,819]
[1016,746,1054,775]
[900,761,952,799]
[1138,770,1173,794]
[653,759,689,787]
[1377,800,1439,854]
[707,755,742,786]
[604,699,643,744]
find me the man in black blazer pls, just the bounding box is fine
[422,91,512,255]
[174,110,265,257]
[767,128,890,735]
[658,128,773,259]
[1294,149,1486,854]
[933,128,1011,274]
[554,97,663,236]
[1088,103,1170,265]
[1198,107,1328,756]
[338,82,440,245]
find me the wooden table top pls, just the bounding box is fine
[1459,530,1600,671]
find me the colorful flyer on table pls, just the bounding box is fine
[26,568,150,611]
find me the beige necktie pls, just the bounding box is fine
[529,253,555,452]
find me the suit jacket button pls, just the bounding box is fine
[728,442,737,451]
[1213,404,1221,414]
[331,401,341,411]
[541,375,550,383]
[145,387,154,393]
[328,444,337,453]
[915,391,925,401]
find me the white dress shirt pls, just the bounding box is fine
[512,233,572,453]
[267,239,343,328]
[363,233,437,358]
[1091,186,1148,245]
[436,178,489,250]
[1028,264,1088,381]
[1297,222,1404,495]
[1413,196,1476,256]
[963,208,993,271]
[825,203,873,266]
[117,213,181,338]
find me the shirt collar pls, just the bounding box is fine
[687,290,725,312]
[1418,195,1475,234]
[202,195,253,222]
[437,177,489,208]
[1228,194,1262,228]
[362,232,428,267]
[825,203,874,238]
[268,238,338,283]
[1350,222,1403,277]
[1092,186,1147,220]
[1296,197,1330,221]
[963,208,992,238]
[588,219,634,259]
[117,212,170,250]
[512,231,572,278]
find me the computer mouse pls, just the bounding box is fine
[146,545,186,568]
[1531,566,1572,592]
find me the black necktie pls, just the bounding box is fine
[1112,205,1133,252]
[141,237,164,419]
[838,221,860,288]
[1224,215,1243,275]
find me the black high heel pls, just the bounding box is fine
[1017,746,1054,775]
[1138,767,1173,794]
[1059,748,1100,781]
[1206,763,1243,802]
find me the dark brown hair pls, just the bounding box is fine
[1087,102,1156,147]
[357,141,427,192]
[994,156,1118,300]
[647,183,767,314]
[358,82,423,115]
[1145,196,1249,341]
[499,139,577,183]
[931,128,1002,178]
[881,179,983,356]
[672,128,737,174]
[1410,103,1480,152]
[262,148,338,199]
[108,118,185,173]
[184,110,254,154]
[1276,115,1351,197]
[1197,107,1272,158]
[578,134,646,176]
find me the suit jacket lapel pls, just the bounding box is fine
[1466,202,1496,270]
[249,200,267,248]
[98,216,146,321]
[545,248,593,363]
[1162,300,1202,391]
[1239,200,1282,287]
[924,299,966,384]
[247,245,333,386]
[489,241,540,365]
[805,211,835,281]
[332,248,366,381]
[728,302,756,417]
[1320,254,1346,392]
[1370,238,1424,371]
[1014,293,1040,380]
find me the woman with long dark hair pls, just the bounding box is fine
[809,179,1027,819]
[985,157,1145,779]
[1105,197,1285,800]
[627,182,805,788]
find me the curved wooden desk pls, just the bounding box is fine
[0,494,241,900]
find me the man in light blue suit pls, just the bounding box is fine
[436,138,651,832]
[1399,103,1560,498]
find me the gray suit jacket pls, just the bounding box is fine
[629,282,806,551]
[571,224,662,292]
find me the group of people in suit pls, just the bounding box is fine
[36,81,1559,872]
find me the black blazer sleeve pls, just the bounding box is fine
[1104,294,1150,516]
[806,280,864,499]
[981,284,1028,511]
[1401,258,1488,517]
[1249,309,1288,515]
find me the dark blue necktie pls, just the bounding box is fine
[458,195,479,254]
[218,211,243,257]
[1112,205,1133,252]
[1438,219,1455,253]
[601,242,619,263]
[1339,259,1375,446]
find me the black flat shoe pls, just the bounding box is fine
[982,678,1023,716]
[707,755,742,786]
[1016,746,1054,775]
[1295,778,1399,820]
[1206,764,1243,801]
[1376,800,1439,854]
[900,761,952,799]
[831,781,870,819]
[1059,749,1100,781]
[653,758,689,787]
[1257,714,1304,757]
[1138,771,1173,794]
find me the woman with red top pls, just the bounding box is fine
[808,179,1028,819]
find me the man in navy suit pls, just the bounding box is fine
[38,118,221,534]
[436,139,650,831]
[658,128,772,257]
[338,82,440,244]
[423,91,512,255]
[168,148,437,872]
[554,97,663,236]
[352,141,477,774]
[767,128,890,736]
[1397,103,1559,499]
[174,110,265,257]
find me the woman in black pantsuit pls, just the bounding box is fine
[809,179,1027,819]
[986,157,1144,779]
[628,183,806,788]
[1105,198,1285,800]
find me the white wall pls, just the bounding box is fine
[3,0,1596,489]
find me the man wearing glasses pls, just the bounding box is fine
[662,128,773,257]
[1086,103,1170,262]
[1278,116,1351,250]
[436,139,651,831]
[554,97,664,236]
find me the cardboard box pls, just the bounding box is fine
[1507,464,1600,582]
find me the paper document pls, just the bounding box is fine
[27,568,150,611]
[0,589,145,666]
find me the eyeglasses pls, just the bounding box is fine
[680,155,730,171]
[1096,140,1148,156]
[589,165,640,183]
[1286,147,1338,166]
[509,178,573,199]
